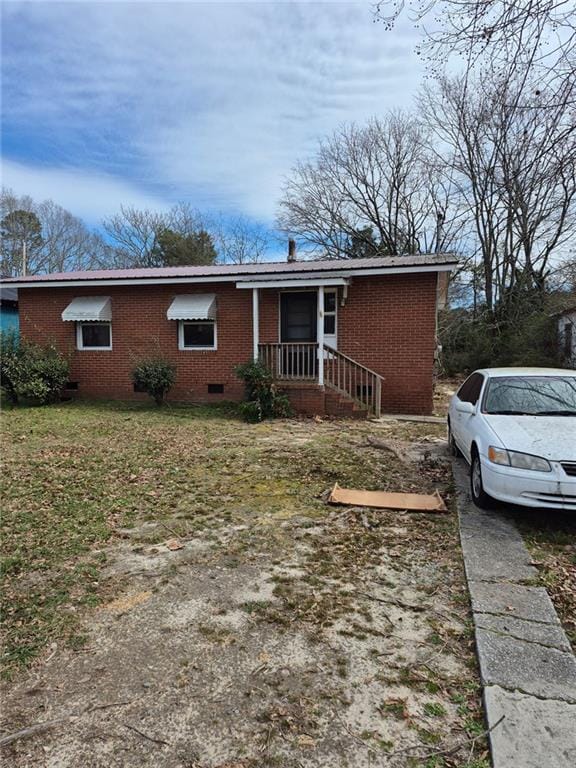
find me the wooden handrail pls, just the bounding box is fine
[322,344,383,417]
[322,346,383,381]
[258,342,383,417]
[258,342,317,381]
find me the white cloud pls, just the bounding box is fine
[2,1,425,223]
[0,159,170,224]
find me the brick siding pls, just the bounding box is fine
[338,274,437,414]
[17,272,438,414]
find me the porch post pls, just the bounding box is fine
[252,287,259,361]
[317,285,324,385]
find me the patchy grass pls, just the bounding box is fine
[515,511,576,649]
[1,400,488,767]
[1,400,242,672]
[0,399,393,673]
[433,377,461,418]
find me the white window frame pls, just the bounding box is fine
[178,319,217,351]
[323,288,337,348]
[76,321,112,351]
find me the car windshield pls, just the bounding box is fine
[483,376,576,415]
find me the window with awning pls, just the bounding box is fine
[62,297,113,350]
[167,294,218,350]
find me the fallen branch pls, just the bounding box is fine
[86,699,135,713]
[122,722,170,746]
[369,594,428,612]
[353,592,395,625]
[0,718,69,748]
[158,520,186,539]
[0,699,140,748]
[330,710,379,755]
[365,436,408,463]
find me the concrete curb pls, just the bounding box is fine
[452,458,576,768]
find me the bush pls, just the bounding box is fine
[438,310,495,376]
[439,307,561,376]
[0,330,22,404]
[235,360,292,423]
[131,357,176,406]
[0,331,69,405]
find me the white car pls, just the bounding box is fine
[447,367,576,510]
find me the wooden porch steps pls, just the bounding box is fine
[258,342,382,418]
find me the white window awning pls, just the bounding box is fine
[167,294,217,321]
[62,296,112,322]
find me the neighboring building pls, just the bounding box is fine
[1,254,456,416]
[557,307,576,368]
[0,283,18,333]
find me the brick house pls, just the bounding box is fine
[2,254,456,416]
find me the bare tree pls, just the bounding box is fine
[277,113,463,258]
[36,199,111,273]
[102,202,215,267]
[212,214,269,264]
[102,205,167,268]
[375,0,576,86]
[420,70,576,312]
[166,201,206,238]
[1,188,110,275]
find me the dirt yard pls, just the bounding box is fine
[1,401,488,767]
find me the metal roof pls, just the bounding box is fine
[1,253,457,287]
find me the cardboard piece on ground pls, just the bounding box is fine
[328,483,447,513]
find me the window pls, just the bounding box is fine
[76,322,112,350]
[457,372,484,405]
[323,289,337,337]
[207,383,224,394]
[483,376,576,415]
[179,320,216,350]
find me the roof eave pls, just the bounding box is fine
[3,261,458,290]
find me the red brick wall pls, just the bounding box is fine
[338,274,437,414]
[18,283,253,403]
[18,272,438,413]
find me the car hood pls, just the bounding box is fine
[486,415,576,461]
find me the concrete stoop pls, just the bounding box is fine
[452,459,576,768]
[324,389,368,419]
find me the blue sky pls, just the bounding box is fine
[1,1,425,237]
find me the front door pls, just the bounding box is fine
[280,292,317,378]
[281,292,317,343]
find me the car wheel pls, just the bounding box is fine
[470,451,493,509]
[447,423,461,457]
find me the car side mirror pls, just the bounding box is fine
[456,401,475,415]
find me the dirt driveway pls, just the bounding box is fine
[1,403,487,767]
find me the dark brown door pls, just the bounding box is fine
[280,292,317,378]
[280,292,317,342]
